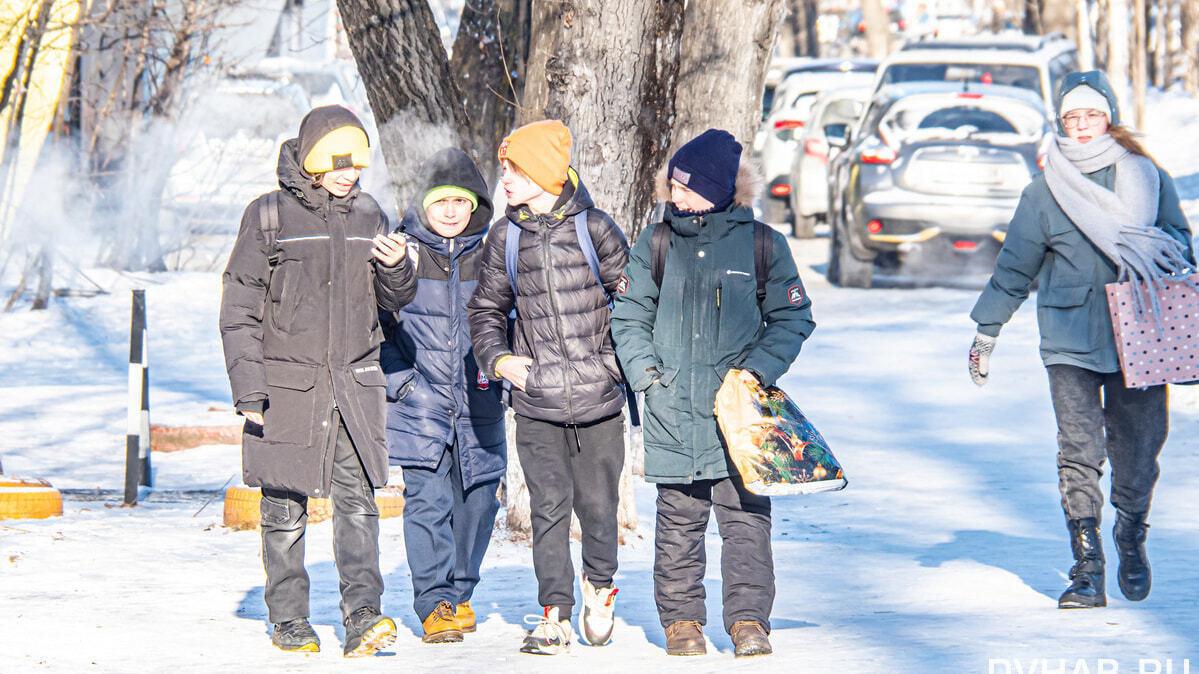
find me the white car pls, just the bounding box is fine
[787,86,871,238]
[755,59,878,225]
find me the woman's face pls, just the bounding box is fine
[670,179,715,212]
[1062,109,1109,144]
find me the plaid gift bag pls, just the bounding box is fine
[1105,274,1199,387]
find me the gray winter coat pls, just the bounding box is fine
[219,108,416,497]
[466,169,629,425]
[971,166,1193,372]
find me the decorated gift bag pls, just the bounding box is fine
[1105,274,1199,388]
[714,370,846,496]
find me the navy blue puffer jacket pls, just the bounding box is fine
[380,148,505,489]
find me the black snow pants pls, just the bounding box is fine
[653,473,774,634]
[260,410,384,624]
[1046,363,1167,522]
[514,413,625,618]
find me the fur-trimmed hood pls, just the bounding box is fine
[654,158,763,209]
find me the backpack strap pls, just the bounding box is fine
[573,210,610,304]
[650,222,671,289]
[753,221,771,305]
[504,220,521,300]
[259,191,281,272]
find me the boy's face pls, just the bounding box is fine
[425,197,473,238]
[499,159,546,207]
[670,179,715,212]
[319,166,362,197]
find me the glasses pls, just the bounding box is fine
[1061,110,1107,129]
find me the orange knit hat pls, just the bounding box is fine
[497,120,572,195]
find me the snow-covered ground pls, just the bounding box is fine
[3,90,1199,673]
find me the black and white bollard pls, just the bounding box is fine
[124,290,152,506]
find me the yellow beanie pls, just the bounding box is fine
[303,125,371,174]
[498,120,571,195]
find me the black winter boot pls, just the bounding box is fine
[1113,511,1151,601]
[1058,517,1106,609]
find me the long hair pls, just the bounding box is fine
[1108,125,1155,163]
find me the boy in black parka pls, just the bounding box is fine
[220,105,415,656]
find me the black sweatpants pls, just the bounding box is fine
[515,413,624,617]
[653,473,774,634]
[260,411,383,624]
[1046,364,1167,522]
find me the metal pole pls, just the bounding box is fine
[124,290,147,505]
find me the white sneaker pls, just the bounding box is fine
[579,574,618,646]
[520,607,572,655]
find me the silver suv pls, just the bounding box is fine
[871,32,1079,118]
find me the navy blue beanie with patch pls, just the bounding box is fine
[668,129,742,207]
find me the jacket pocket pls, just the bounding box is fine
[263,360,318,446]
[643,365,683,446]
[1037,285,1098,354]
[717,276,761,349]
[269,259,303,333]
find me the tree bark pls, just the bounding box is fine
[1040,0,1077,38]
[337,0,470,208]
[776,0,818,58]
[675,0,785,148]
[1184,0,1199,95]
[1077,0,1095,69]
[450,0,530,186]
[860,0,891,61]
[1108,0,1132,124]
[1131,0,1147,127]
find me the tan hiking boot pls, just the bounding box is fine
[421,600,464,644]
[455,601,476,633]
[664,620,706,656]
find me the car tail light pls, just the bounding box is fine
[957,92,982,99]
[954,240,978,250]
[1037,154,1047,170]
[861,146,896,164]
[774,119,804,130]
[981,73,993,84]
[771,184,791,196]
[857,20,866,32]
[867,220,883,234]
[804,138,828,162]
[897,18,907,30]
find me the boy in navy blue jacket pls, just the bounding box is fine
[379,148,506,643]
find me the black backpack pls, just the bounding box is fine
[649,220,771,304]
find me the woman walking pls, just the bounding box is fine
[968,71,1194,608]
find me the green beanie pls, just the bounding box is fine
[422,185,478,212]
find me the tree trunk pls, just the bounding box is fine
[1185,0,1199,95]
[1041,0,1077,38]
[337,0,470,208]
[1024,0,1044,32]
[1108,0,1132,124]
[1095,0,1110,71]
[450,0,531,185]
[1131,0,1147,127]
[776,0,817,58]
[860,0,891,60]
[675,0,785,147]
[1078,0,1095,69]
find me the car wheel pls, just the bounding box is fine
[761,197,791,226]
[792,211,818,239]
[828,216,873,288]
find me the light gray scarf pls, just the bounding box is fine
[1044,134,1195,322]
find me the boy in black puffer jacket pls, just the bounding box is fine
[379,148,505,644]
[467,120,630,655]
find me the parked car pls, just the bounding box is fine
[825,82,1049,288]
[761,56,810,121]
[870,32,1078,121]
[787,86,871,238]
[755,59,878,225]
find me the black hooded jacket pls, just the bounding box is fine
[219,106,416,497]
[467,169,629,425]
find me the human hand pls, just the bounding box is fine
[969,333,997,387]
[243,411,264,425]
[496,356,533,391]
[372,232,407,266]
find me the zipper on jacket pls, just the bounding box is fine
[540,225,577,426]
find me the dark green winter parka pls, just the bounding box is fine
[611,165,816,484]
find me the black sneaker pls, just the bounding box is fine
[271,618,320,653]
[342,606,397,657]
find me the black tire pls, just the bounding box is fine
[827,217,873,288]
[792,211,818,239]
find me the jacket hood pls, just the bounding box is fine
[1055,70,1121,134]
[399,147,493,249]
[277,138,359,209]
[654,158,762,209]
[505,166,595,229]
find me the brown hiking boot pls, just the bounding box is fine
[730,620,771,657]
[422,601,464,644]
[664,620,706,656]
